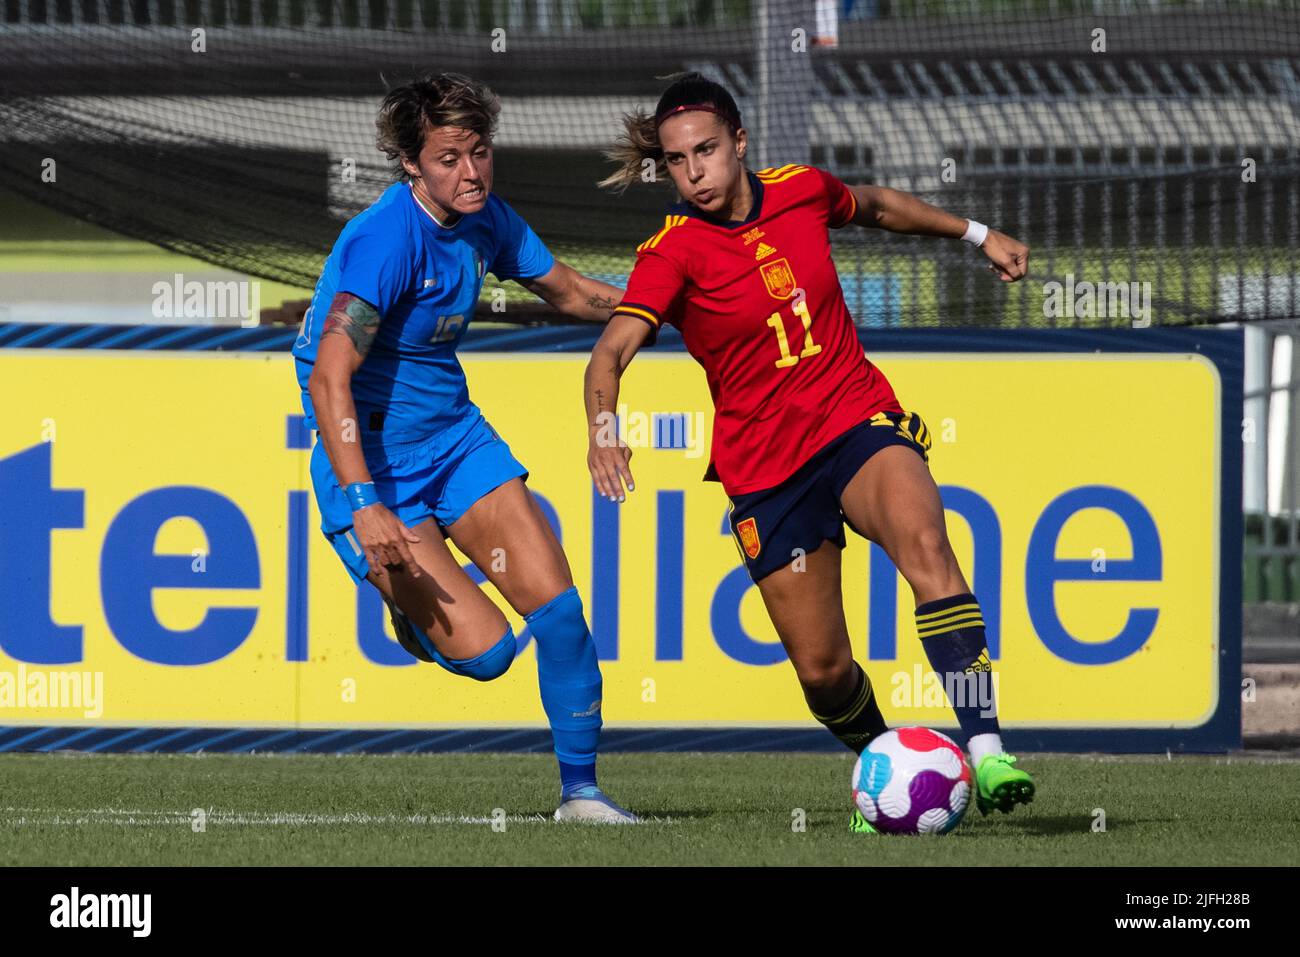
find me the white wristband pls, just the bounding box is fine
[962,219,989,247]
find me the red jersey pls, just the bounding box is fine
[613,164,902,496]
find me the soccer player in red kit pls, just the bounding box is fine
[585,73,1035,831]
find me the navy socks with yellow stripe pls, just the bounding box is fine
[916,592,1001,740]
[809,662,888,754]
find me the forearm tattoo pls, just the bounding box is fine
[322,293,380,356]
[585,292,619,311]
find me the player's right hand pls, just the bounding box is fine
[982,229,1030,282]
[352,503,422,578]
[588,437,635,503]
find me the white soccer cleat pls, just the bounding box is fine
[553,786,641,824]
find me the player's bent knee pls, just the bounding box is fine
[896,528,957,579]
[791,655,855,696]
[440,627,518,682]
[522,583,580,620]
[904,525,951,562]
[524,586,588,655]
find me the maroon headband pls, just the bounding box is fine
[655,102,740,129]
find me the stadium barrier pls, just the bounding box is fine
[0,324,1242,751]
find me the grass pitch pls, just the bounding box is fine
[3,751,1298,866]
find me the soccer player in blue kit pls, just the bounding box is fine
[293,73,636,823]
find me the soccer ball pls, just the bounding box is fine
[852,727,972,835]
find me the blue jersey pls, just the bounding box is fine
[293,182,554,440]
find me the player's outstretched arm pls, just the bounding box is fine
[308,292,421,577]
[584,314,652,502]
[519,259,624,322]
[848,184,1030,282]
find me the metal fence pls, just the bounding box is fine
[690,47,1300,328]
[6,0,1300,31]
[0,0,751,30]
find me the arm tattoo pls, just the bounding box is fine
[322,293,380,357]
[585,292,618,311]
[594,388,607,414]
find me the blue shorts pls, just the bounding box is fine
[726,410,932,583]
[310,411,528,585]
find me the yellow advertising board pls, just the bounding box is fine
[0,350,1219,732]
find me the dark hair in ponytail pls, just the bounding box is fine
[599,72,743,192]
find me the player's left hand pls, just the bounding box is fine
[588,437,635,504]
[981,230,1029,282]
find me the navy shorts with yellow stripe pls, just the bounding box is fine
[727,411,932,583]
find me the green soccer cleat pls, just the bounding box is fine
[974,753,1035,816]
[849,808,878,834]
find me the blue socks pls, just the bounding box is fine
[525,586,603,797]
[558,761,598,795]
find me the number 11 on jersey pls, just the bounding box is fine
[765,297,822,369]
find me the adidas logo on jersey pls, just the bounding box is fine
[754,242,779,261]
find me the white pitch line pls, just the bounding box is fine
[1,808,547,826]
[0,807,677,827]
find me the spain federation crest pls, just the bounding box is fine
[736,517,761,559]
[759,257,797,300]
